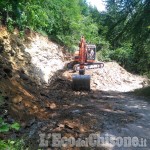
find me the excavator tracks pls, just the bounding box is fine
[73,62,104,72]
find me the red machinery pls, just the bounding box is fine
[71,36,104,91]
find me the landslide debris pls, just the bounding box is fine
[91,62,149,92]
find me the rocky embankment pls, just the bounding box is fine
[0,27,66,122]
[0,27,65,86]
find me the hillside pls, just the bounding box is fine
[0,28,150,149]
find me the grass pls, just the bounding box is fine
[134,86,150,98]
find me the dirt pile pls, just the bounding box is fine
[90,62,149,92]
[62,62,149,92]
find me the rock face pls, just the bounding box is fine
[24,35,64,84]
[0,27,65,85]
[0,27,66,122]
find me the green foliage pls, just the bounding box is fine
[0,94,22,149]
[97,49,111,61]
[68,45,78,54]
[0,0,149,75]
[0,139,24,150]
[0,121,9,132]
[96,38,111,61]
[10,122,20,131]
[134,86,150,98]
[7,17,15,32]
[0,0,100,47]
[110,42,133,67]
[0,118,20,132]
[0,117,22,149]
[103,0,150,74]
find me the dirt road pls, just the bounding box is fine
[1,63,150,150]
[14,68,148,150]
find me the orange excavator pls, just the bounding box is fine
[69,36,104,91]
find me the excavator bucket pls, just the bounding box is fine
[72,74,91,91]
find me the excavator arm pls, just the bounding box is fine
[72,36,91,91]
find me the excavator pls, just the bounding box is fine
[68,36,104,91]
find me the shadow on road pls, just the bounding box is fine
[0,66,145,149]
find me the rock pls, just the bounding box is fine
[3,67,12,75]
[19,73,29,80]
[18,55,24,61]
[7,116,15,124]
[58,123,65,128]
[91,94,99,99]
[0,43,4,53]
[49,103,56,109]
[64,121,76,129]
[29,118,36,126]
[65,128,74,133]
[72,109,81,114]
[0,71,6,78]
[79,126,85,133]
[12,95,22,104]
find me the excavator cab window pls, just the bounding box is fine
[86,45,96,60]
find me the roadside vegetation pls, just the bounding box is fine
[0,95,24,149]
[0,0,149,76]
[134,86,150,98]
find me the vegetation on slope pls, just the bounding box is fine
[0,1,149,148]
[0,0,149,75]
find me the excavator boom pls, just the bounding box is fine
[72,36,90,91]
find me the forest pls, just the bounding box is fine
[0,0,149,75]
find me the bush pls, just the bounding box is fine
[96,38,111,61]
[0,94,24,149]
[134,86,150,98]
[0,139,24,150]
[110,42,133,68]
[0,117,24,149]
[97,49,112,61]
